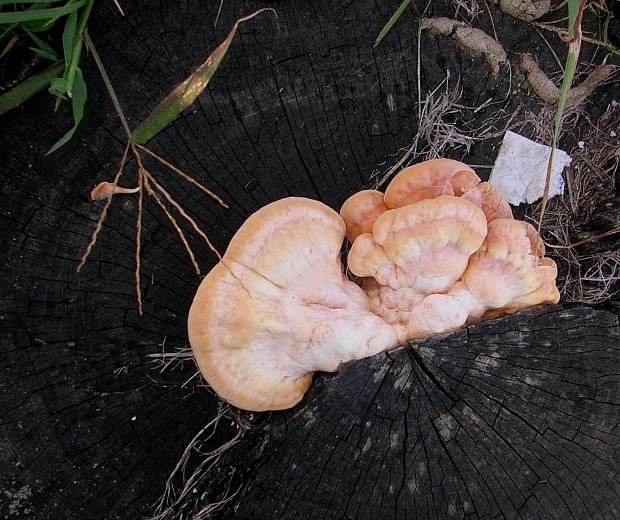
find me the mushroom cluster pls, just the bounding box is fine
[188,159,560,411]
[342,159,559,343]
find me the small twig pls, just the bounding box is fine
[531,21,608,47]
[77,143,130,271]
[546,226,620,249]
[136,144,228,208]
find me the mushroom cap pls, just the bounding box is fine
[188,197,397,411]
[188,261,314,411]
[462,218,560,316]
[348,195,488,293]
[463,182,513,222]
[384,158,480,209]
[347,195,488,341]
[340,190,389,243]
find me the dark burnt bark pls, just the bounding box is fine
[1,1,619,519]
[234,306,620,519]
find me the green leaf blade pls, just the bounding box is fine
[0,1,86,23]
[0,60,63,116]
[61,8,77,68]
[47,65,86,154]
[130,8,276,145]
[374,0,411,48]
[23,25,59,61]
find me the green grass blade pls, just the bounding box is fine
[131,8,276,145]
[602,15,620,57]
[48,7,76,101]
[0,60,63,116]
[0,22,17,41]
[63,0,93,98]
[61,8,77,64]
[373,0,411,47]
[0,0,66,4]
[567,0,580,37]
[23,24,59,60]
[47,65,86,154]
[31,45,57,60]
[538,0,585,232]
[0,1,86,23]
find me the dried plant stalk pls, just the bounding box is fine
[77,143,130,271]
[149,404,246,520]
[137,144,228,208]
[142,169,222,260]
[143,174,201,275]
[135,168,145,315]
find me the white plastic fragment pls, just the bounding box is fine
[489,131,571,205]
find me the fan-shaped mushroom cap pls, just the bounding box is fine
[340,190,389,243]
[462,218,560,318]
[188,197,397,411]
[384,158,480,208]
[347,195,487,342]
[349,196,487,292]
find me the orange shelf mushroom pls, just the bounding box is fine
[188,197,397,412]
[189,159,560,411]
[344,158,559,343]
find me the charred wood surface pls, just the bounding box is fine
[235,306,620,519]
[1,0,619,519]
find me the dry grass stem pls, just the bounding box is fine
[112,0,125,16]
[215,0,224,25]
[453,0,482,19]
[150,403,246,520]
[143,175,201,275]
[548,226,620,249]
[517,102,585,144]
[148,345,194,373]
[78,142,130,272]
[528,104,620,304]
[143,169,223,261]
[531,21,611,47]
[137,144,228,208]
[373,74,513,188]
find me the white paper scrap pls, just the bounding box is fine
[489,131,571,205]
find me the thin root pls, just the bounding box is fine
[142,169,222,261]
[136,144,228,208]
[135,167,145,315]
[77,142,130,272]
[143,174,201,275]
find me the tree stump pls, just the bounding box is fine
[235,306,620,519]
[1,1,619,519]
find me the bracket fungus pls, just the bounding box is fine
[344,158,559,343]
[188,197,397,412]
[189,160,559,411]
